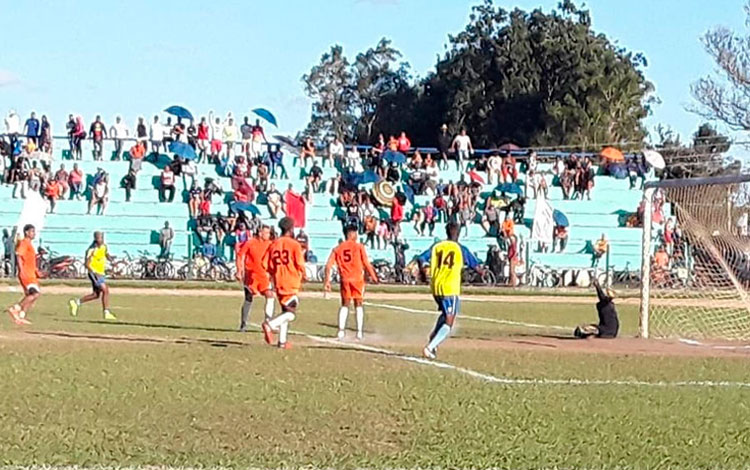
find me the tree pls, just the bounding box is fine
[302,45,355,140]
[651,123,734,179]
[420,0,654,148]
[691,2,750,131]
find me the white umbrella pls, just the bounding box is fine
[643,150,665,170]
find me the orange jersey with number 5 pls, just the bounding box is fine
[263,236,305,294]
[327,240,374,285]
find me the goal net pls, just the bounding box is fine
[640,175,750,340]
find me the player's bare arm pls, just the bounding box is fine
[324,250,336,292]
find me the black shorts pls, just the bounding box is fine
[88,272,106,293]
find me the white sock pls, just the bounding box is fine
[269,311,295,331]
[338,306,349,332]
[355,306,364,335]
[277,312,296,344]
[264,297,275,321]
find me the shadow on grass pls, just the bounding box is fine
[52,317,239,334]
[25,329,252,349]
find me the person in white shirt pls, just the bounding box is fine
[181,158,199,188]
[424,159,440,196]
[110,116,129,160]
[487,152,503,185]
[452,129,473,172]
[345,145,362,171]
[209,111,224,162]
[150,116,163,155]
[222,117,238,159]
[326,137,344,168]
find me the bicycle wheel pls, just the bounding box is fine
[155,261,175,280]
[128,262,145,279]
[544,271,560,288]
[481,270,496,286]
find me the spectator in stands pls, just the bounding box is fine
[54,164,69,199]
[122,168,136,202]
[437,124,451,170]
[110,116,129,160]
[397,131,411,154]
[554,225,568,252]
[186,120,197,149]
[89,115,107,161]
[560,166,574,200]
[129,141,146,173]
[39,115,52,153]
[28,161,42,192]
[481,201,501,236]
[327,136,344,168]
[345,144,361,172]
[11,155,29,198]
[386,162,401,184]
[663,218,675,254]
[135,117,148,154]
[44,177,61,213]
[240,117,253,158]
[160,166,176,203]
[391,193,405,239]
[501,213,515,240]
[592,233,608,267]
[307,161,323,193]
[159,221,174,259]
[266,183,282,219]
[452,129,473,172]
[553,156,565,178]
[223,117,237,159]
[407,160,427,195]
[528,169,548,199]
[487,152,502,185]
[72,116,85,160]
[88,171,109,215]
[300,137,316,168]
[163,117,174,148]
[652,244,670,284]
[65,114,76,157]
[501,151,518,183]
[266,144,286,179]
[197,117,209,162]
[360,194,379,247]
[507,234,519,286]
[150,116,163,155]
[575,157,595,201]
[458,200,474,237]
[187,181,202,218]
[208,113,223,163]
[69,163,84,200]
[415,201,436,236]
[424,159,440,196]
[24,112,39,146]
[182,158,198,188]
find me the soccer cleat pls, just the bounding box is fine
[103,310,117,321]
[422,346,436,360]
[337,330,345,340]
[7,306,31,326]
[278,342,292,350]
[239,325,247,333]
[356,331,364,341]
[68,299,79,317]
[261,322,274,345]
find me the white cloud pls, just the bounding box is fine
[0,69,20,87]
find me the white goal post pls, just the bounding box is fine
[640,174,750,341]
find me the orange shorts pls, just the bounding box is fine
[276,291,300,308]
[340,279,365,301]
[244,272,271,296]
[19,276,40,295]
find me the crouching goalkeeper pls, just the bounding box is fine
[574,278,619,339]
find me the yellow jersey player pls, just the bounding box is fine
[68,231,116,320]
[416,222,484,359]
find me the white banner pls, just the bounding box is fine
[15,192,47,242]
[531,198,554,245]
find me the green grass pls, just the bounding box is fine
[0,291,749,468]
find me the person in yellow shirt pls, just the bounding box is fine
[68,231,116,320]
[416,222,484,359]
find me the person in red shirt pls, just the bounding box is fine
[235,225,275,332]
[390,194,405,239]
[261,217,306,349]
[324,225,378,340]
[6,225,38,325]
[197,117,210,162]
[397,131,411,153]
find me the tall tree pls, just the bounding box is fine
[302,45,355,140]
[691,1,750,130]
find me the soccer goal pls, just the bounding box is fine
[640,174,750,340]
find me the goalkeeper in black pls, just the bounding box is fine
[574,278,619,339]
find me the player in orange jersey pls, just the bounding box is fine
[6,224,38,325]
[261,217,306,349]
[324,224,378,340]
[235,224,275,331]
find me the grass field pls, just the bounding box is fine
[1,286,749,469]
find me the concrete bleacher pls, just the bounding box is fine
[0,142,649,273]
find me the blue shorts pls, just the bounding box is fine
[434,295,460,317]
[88,272,106,293]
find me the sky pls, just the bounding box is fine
[0,0,747,147]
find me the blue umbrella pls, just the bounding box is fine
[164,105,194,121]
[496,182,523,195]
[401,185,415,204]
[553,209,569,227]
[383,150,406,164]
[168,141,197,160]
[252,108,278,127]
[344,170,379,187]
[230,201,261,216]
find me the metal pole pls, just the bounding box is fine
[639,187,655,339]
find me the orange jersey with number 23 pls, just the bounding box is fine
[263,236,305,295]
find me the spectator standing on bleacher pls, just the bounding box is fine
[129,141,145,173]
[197,117,209,162]
[110,116,129,160]
[122,168,136,202]
[452,129,473,172]
[344,144,361,171]
[159,221,174,259]
[150,116,163,156]
[135,117,147,153]
[266,183,282,219]
[391,194,405,239]
[327,136,344,168]
[437,124,451,170]
[69,163,84,200]
[269,144,288,179]
[23,112,39,147]
[89,115,107,161]
[397,131,411,154]
[250,119,266,161]
[65,114,76,157]
[73,116,86,160]
[240,117,253,158]
[39,115,52,154]
[160,166,176,203]
[44,178,61,213]
[300,137,316,168]
[88,170,109,215]
[54,164,69,199]
[223,117,237,159]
